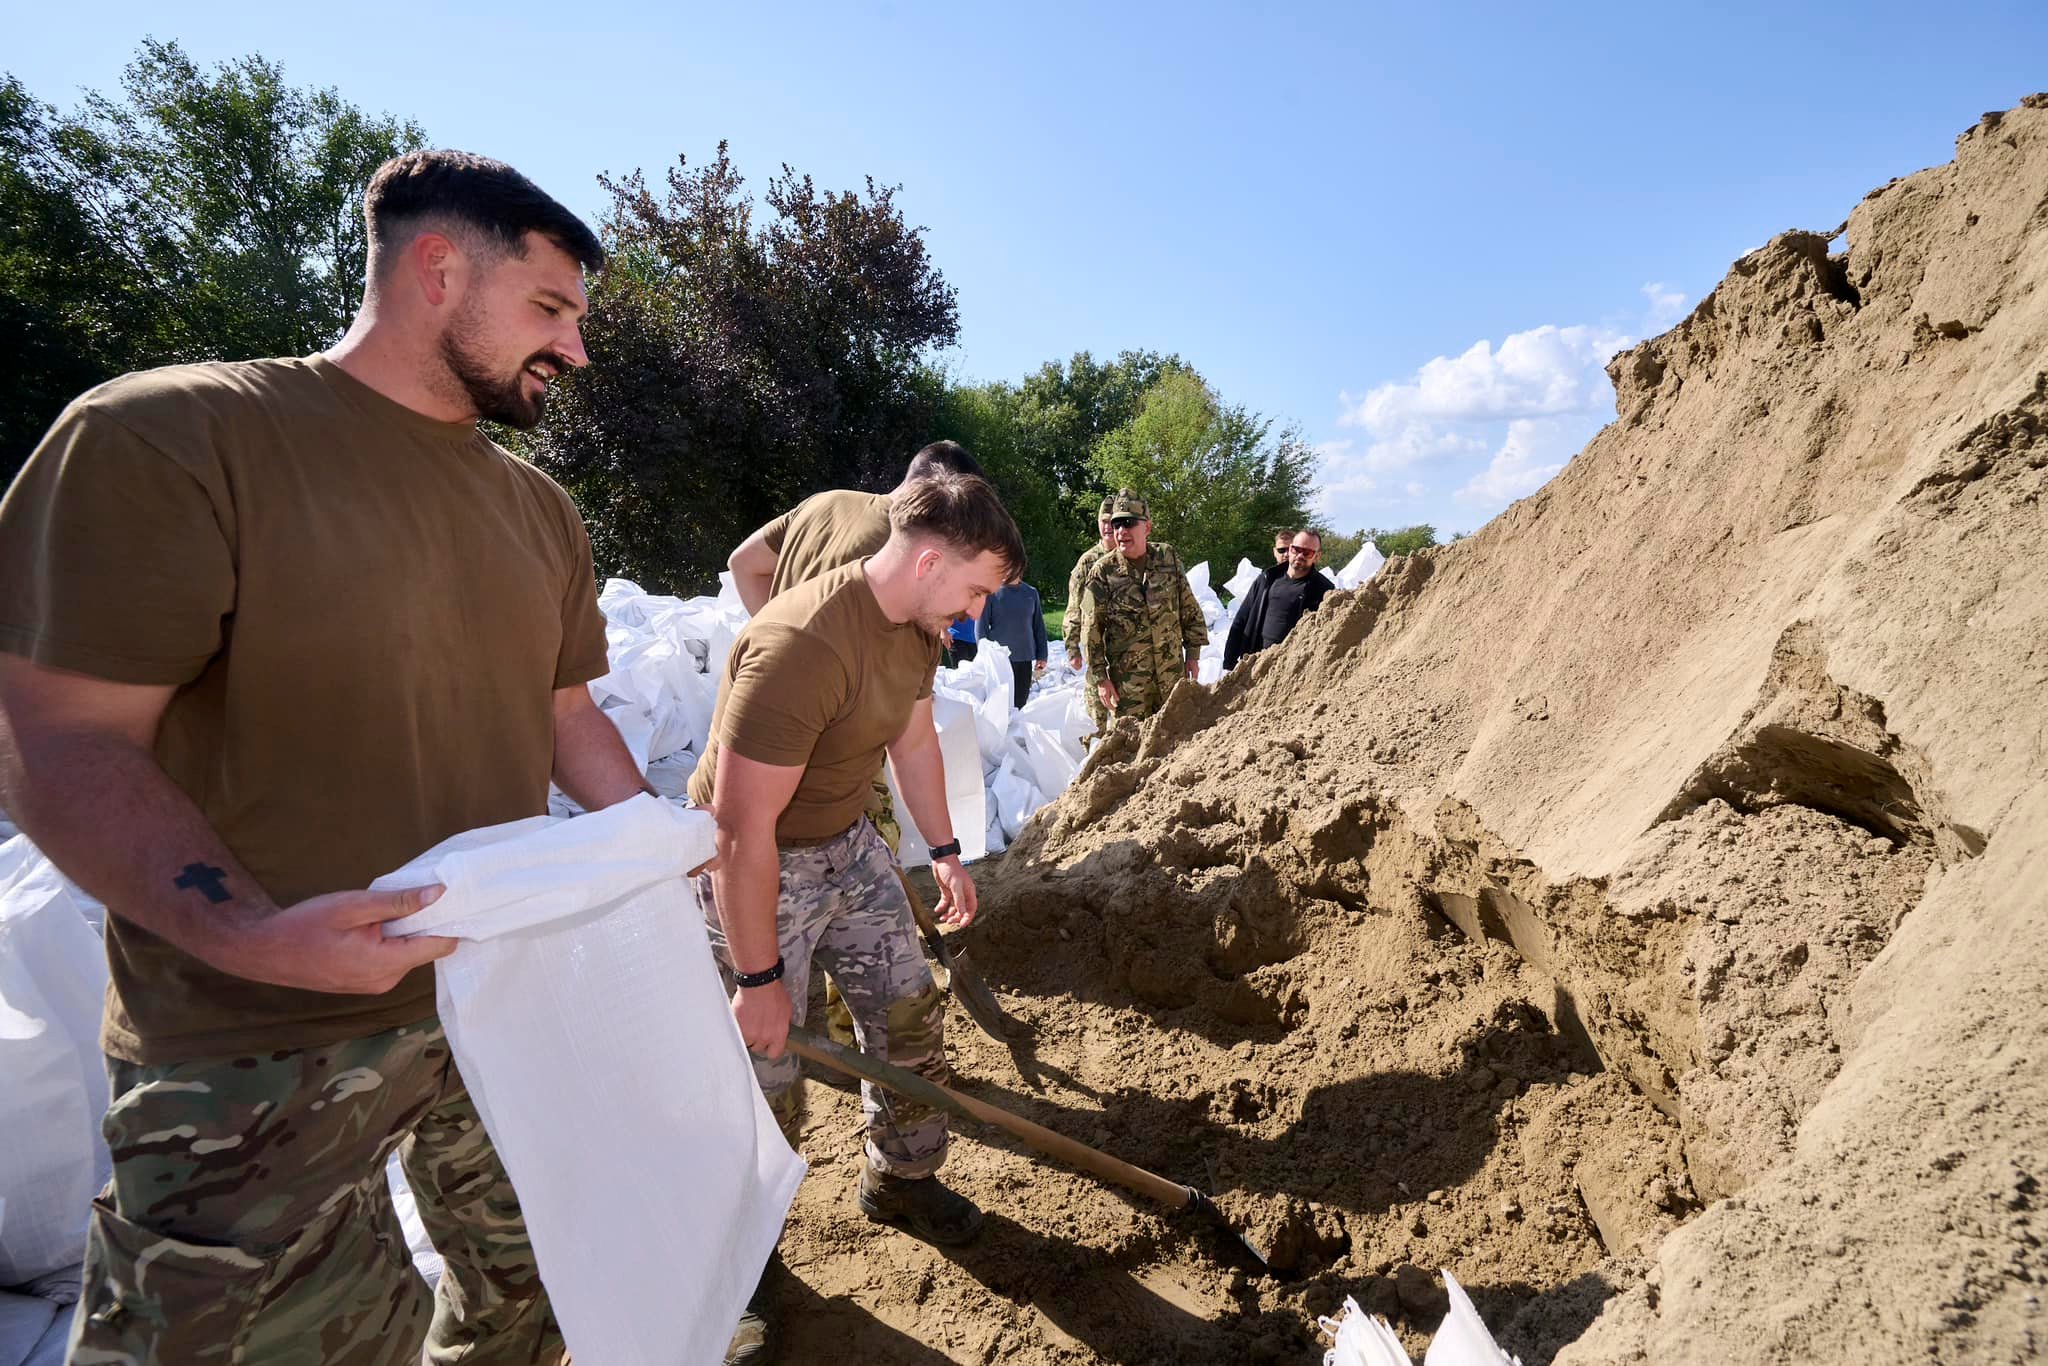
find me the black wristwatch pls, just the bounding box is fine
[928,839,962,861]
[733,956,786,989]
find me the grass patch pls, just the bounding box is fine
[1043,606,1065,642]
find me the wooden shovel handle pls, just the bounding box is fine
[785,1026,1194,1213]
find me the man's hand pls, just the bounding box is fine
[1033,660,1047,676]
[1185,658,1201,681]
[932,856,978,928]
[215,884,457,994]
[732,980,793,1058]
[1066,651,1082,672]
[1097,679,1120,712]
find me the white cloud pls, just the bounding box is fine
[1455,417,1589,506]
[1641,281,1688,330]
[1404,481,1426,498]
[1338,324,1630,433]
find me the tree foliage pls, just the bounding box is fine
[0,41,423,478]
[928,350,1192,602]
[1085,370,1318,575]
[527,145,959,592]
[1319,523,1441,566]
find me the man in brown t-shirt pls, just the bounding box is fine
[725,439,986,612]
[689,473,1023,1296]
[0,152,650,1365]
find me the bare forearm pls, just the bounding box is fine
[887,737,954,847]
[553,703,652,811]
[1,727,272,962]
[709,826,782,974]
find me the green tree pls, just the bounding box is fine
[930,378,1069,598]
[1014,349,1192,508]
[528,145,959,592]
[1086,370,1317,572]
[0,41,423,479]
[1368,524,1439,558]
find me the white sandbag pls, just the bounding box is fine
[1426,1270,1520,1366]
[983,811,1007,857]
[892,695,989,867]
[0,837,110,1291]
[1318,1270,1521,1366]
[1185,560,1227,632]
[1222,556,1261,604]
[936,640,1014,769]
[989,758,1043,843]
[1320,1294,1413,1366]
[378,796,804,1366]
[1334,543,1386,590]
[1014,722,1079,800]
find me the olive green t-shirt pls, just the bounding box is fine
[0,356,611,1063]
[688,561,940,842]
[763,489,892,600]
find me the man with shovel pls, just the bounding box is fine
[725,439,1001,1050]
[690,473,1024,1360]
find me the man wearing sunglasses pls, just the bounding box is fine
[1224,528,1336,671]
[1076,491,1207,730]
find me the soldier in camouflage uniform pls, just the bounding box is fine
[1079,490,1208,728]
[1062,495,1118,673]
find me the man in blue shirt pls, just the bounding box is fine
[980,581,1049,707]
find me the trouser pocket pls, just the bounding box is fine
[72,1194,271,1364]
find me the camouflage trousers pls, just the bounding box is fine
[696,817,949,1179]
[66,1017,562,1366]
[823,773,899,1045]
[1084,669,1170,732]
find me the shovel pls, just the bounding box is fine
[785,1024,1269,1270]
[897,868,1024,1044]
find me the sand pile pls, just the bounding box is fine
[769,96,2048,1363]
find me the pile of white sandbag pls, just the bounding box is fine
[571,549,1370,861]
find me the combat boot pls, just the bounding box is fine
[857,1166,984,1245]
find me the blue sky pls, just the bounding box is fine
[11,2,2046,537]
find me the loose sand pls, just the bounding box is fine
[765,96,2048,1363]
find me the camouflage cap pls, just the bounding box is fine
[1098,494,1118,517]
[1108,489,1150,521]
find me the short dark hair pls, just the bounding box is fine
[1273,527,1295,541]
[364,149,604,274]
[890,473,1026,583]
[904,440,985,482]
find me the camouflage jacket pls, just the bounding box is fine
[1079,543,1208,700]
[1063,544,1112,656]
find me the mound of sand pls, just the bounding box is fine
[769,97,2047,1363]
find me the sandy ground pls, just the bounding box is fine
[760,94,2048,1364]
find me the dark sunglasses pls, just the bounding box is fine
[1110,516,1140,529]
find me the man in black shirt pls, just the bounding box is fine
[1223,529,1336,670]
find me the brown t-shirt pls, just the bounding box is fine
[0,357,611,1063]
[763,490,891,600]
[688,561,940,842]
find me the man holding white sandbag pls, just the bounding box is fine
[0,150,651,1366]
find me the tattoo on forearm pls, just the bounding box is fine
[173,862,232,904]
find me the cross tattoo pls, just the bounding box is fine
[173,862,232,904]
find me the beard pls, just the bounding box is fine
[439,299,553,429]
